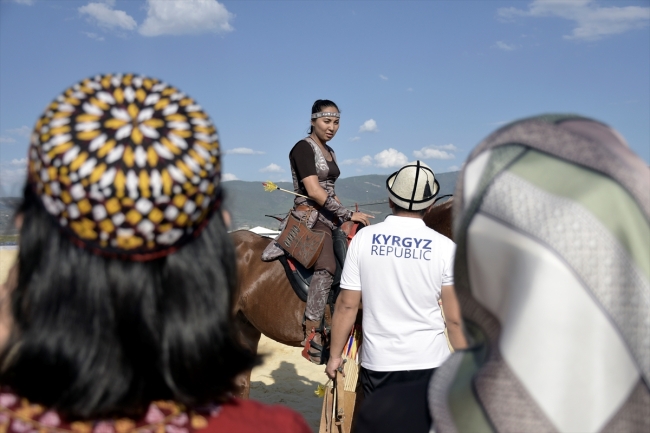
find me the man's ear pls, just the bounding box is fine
[388,199,395,210]
[424,204,434,215]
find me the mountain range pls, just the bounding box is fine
[223,172,458,230]
[0,172,459,238]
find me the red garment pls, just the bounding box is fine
[203,398,312,433]
[0,391,311,433]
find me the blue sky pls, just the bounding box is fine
[1,0,648,196]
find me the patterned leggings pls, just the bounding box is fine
[305,221,336,322]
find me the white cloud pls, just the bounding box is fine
[344,149,409,168]
[0,137,16,144]
[83,31,105,41]
[79,1,137,31]
[222,173,239,181]
[139,0,234,36]
[448,165,460,171]
[407,87,413,92]
[494,40,517,51]
[342,155,373,166]
[13,0,35,5]
[260,163,284,173]
[359,119,378,133]
[223,147,265,155]
[498,0,650,41]
[7,126,31,137]
[379,74,388,80]
[413,149,454,160]
[373,148,408,168]
[0,161,27,197]
[413,144,456,160]
[349,137,361,142]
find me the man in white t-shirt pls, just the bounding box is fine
[325,161,467,398]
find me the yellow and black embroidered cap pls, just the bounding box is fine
[28,73,222,260]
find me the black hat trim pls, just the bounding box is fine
[408,160,422,211]
[386,164,440,207]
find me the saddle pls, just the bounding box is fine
[263,220,362,364]
[277,221,360,305]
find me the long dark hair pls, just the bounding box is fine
[0,185,257,419]
[308,99,339,134]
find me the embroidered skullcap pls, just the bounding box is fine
[386,160,439,211]
[28,73,222,260]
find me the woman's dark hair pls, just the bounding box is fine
[308,99,339,134]
[0,185,257,419]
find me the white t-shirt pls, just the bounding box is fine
[340,215,456,371]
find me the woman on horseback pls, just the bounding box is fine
[289,99,373,360]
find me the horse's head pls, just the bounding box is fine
[423,198,454,240]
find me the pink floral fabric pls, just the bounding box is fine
[0,391,219,433]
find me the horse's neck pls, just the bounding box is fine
[339,221,361,245]
[424,200,454,240]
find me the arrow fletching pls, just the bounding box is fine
[263,181,278,192]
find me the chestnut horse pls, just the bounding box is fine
[231,199,454,397]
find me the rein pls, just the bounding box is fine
[344,194,454,209]
[265,195,454,221]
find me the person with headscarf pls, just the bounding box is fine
[353,114,650,433]
[0,74,311,433]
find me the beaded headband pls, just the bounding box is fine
[28,73,222,261]
[311,112,340,119]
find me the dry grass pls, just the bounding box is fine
[0,235,18,244]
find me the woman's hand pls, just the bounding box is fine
[351,211,374,227]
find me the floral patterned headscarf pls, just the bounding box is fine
[27,74,222,260]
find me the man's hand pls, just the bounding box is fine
[325,356,345,380]
[326,290,361,379]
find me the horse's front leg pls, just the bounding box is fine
[233,311,262,399]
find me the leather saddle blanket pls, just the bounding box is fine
[276,222,360,303]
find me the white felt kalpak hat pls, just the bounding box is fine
[386,160,439,211]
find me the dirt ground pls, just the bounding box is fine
[0,249,17,286]
[0,249,327,431]
[250,336,328,431]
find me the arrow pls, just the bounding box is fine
[262,181,309,199]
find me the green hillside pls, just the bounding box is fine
[223,172,458,230]
[0,173,459,237]
[0,198,21,237]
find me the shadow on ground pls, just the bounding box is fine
[250,360,324,432]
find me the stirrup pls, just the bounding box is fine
[302,328,330,365]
